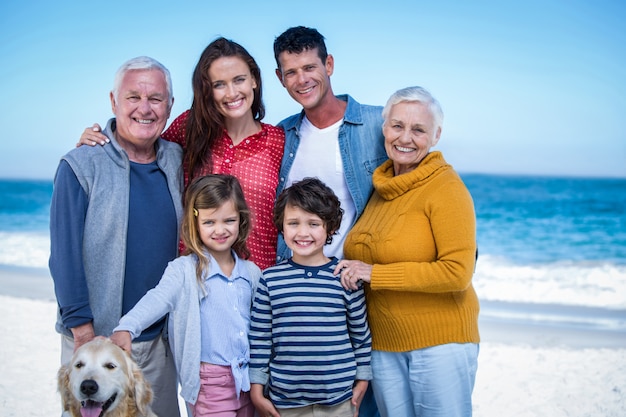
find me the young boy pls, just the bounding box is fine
[249,177,372,417]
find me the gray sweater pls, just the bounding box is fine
[51,118,183,337]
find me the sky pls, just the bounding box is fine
[1,0,625,180]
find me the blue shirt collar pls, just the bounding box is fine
[204,250,249,283]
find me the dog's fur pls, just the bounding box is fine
[58,338,157,417]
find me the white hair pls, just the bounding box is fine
[111,56,173,108]
[382,86,444,130]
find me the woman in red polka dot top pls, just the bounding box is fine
[162,38,285,269]
[79,38,285,270]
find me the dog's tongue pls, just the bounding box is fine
[80,400,104,417]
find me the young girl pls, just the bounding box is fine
[248,177,372,417]
[111,174,261,417]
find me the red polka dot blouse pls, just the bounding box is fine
[162,110,285,270]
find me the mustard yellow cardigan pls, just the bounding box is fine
[344,151,479,352]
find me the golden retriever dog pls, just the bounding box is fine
[58,337,157,417]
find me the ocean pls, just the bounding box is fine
[1,174,625,314]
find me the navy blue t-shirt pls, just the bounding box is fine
[124,161,178,341]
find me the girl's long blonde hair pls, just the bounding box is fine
[181,174,251,286]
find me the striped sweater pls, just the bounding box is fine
[249,257,372,408]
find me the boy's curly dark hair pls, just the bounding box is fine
[273,177,343,245]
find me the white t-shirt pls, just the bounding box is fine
[285,116,356,259]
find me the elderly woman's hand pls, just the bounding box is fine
[334,260,373,291]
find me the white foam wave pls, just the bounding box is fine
[0,231,50,269]
[2,232,625,310]
[474,254,626,309]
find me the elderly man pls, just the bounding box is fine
[49,56,183,417]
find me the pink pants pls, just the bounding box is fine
[190,363,255,417]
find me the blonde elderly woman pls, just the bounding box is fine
[335,86,479,417]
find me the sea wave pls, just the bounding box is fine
[0,231,50,269]
[2,232,625,310]
[474,254,626,309]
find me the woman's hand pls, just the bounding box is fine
[334,259,373,291]
[76,123,109,147]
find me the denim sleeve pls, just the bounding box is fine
[49,160,93,329]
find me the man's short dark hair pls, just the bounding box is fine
[273,26,328,69]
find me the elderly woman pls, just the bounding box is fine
[335,86,479,417]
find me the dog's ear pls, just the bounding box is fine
[57,365,72,412]
[127,354,154,416]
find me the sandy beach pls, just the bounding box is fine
[1,266,625,417]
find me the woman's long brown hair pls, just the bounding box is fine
[184,37,265,184]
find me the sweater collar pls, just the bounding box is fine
[373,151,448,200]
[102,118,164,167]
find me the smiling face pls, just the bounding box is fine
[383,101,442,176]
[61,338,136,417]
[58,338,154,417]
[208,56,257,122]
[110,68,172,151]
[68,341,129,406]
[282,203,330,265]
[196,199,240,259]
[276,48,334,112]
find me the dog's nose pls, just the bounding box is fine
[80,379,99,396]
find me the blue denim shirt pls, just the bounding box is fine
[275,94,388,263]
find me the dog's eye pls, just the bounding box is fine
[74,361,84,369]
[104,362,117,370]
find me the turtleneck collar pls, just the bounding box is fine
[373,151,449,200]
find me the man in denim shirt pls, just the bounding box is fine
[272,25,386,417]
[273,26,387,264]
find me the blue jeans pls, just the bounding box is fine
[371,344,479,417]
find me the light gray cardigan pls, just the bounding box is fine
[114,253,262,405]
